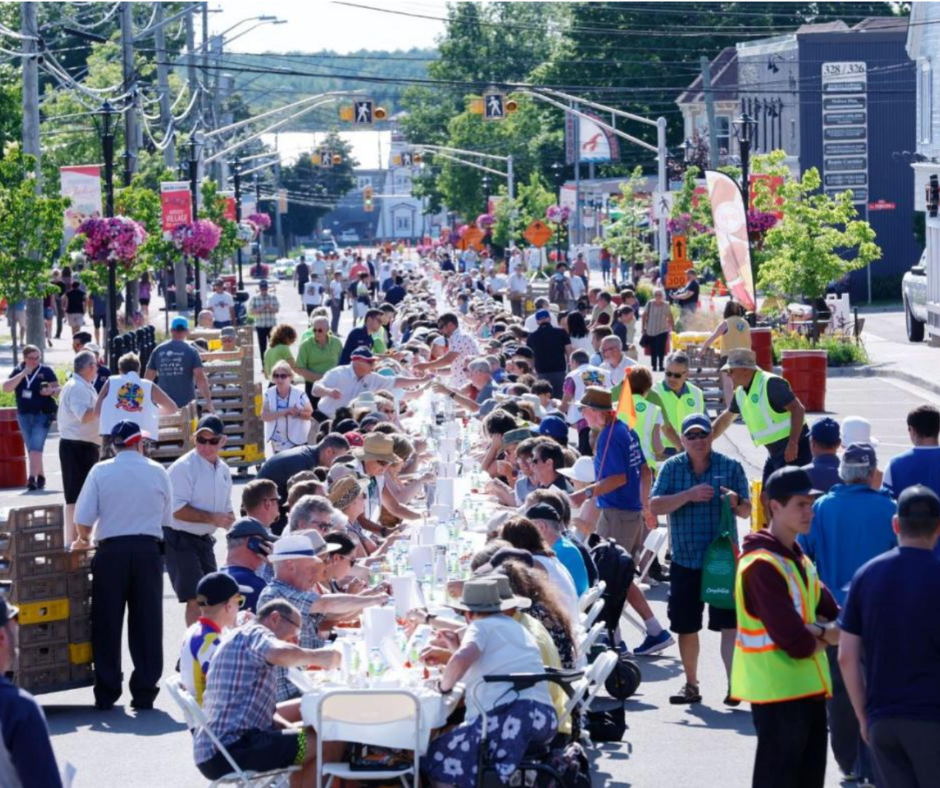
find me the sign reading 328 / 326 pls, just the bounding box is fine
[821,61,868,204]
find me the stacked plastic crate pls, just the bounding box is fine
[0,505,93,693]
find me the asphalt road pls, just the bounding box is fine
[3,282,933,787]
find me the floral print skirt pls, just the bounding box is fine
[424,700,557,788]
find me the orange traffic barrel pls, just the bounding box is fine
[0,408,27,488]
[781,349,828,413]
[750,327,774,372]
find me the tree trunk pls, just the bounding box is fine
[25,298,44,355]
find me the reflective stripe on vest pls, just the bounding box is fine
[655,381,705,449]
[735,370,791,446]
[632,394,659,469]
[730,549,833,703]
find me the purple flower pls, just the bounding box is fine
[476,213,495,229]
[546,205,570,224]
[747,209,778,234]
[247,212,271,230]
[77,217,147,265]
[172,219,222,260]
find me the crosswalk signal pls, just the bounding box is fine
[484,92,505,120]
[374,106,388,121]
[354,100,374,125]
[312,152,322,165]
[363,185,374,212]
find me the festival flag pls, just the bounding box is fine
[615,374,637,429]
[704,170,757,311]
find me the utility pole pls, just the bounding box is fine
[507,155,515,200]
[254,175,264,270]
[700,55,719,169]
[234,160,244,289]
[201,2,210,128]
[274,161,285,257]
[657,117,668,268]
[174,5,198,314]
[154,3,176,168]
[572,101,581,252]
[185,7,198,112]
[120,1,140,323]
[21,2,45,355]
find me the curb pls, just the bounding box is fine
[824,365,940,398]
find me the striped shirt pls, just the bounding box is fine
[249,293,280,328]
[194,624,279,765]
[257,579,324,701]
[643,300,672,337]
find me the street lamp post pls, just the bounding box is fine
[551,162,564,269]
[733,111,758,207]
[187,134,202,314]
[233,158,244,289]
[254,174,263,271]
[98,101,119,361]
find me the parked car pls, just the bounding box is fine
[272,258,296,280]
[318,238,339,255]
[339,229,360,244]
[902,250,927,342]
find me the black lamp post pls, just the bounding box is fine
[187,134,201,314]
[481,174,491,212]
[551,162,564,269]
[233,157,244,289]
[254,174,263,272]
[98,101,118,362]
[733,110,758,206]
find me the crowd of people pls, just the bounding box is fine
[3,243,940,788]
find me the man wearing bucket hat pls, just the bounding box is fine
[351,433,423,532]
[712,348,811,484]
[0,596,63,787]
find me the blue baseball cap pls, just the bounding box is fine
[681,413,712,435]
[111,420,148,447]
[538,415,569,441]
[259,279,269,289]
[534,309,551,321]
[350,347,376,362]
[171,316,189,331]
[810,417,840,445]
[843,442,877,470]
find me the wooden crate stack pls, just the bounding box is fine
[199,343,265,474]
[149,401,199,466]
[684,343,725,417]
[0,505,93,694]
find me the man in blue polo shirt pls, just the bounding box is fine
[839,485,940,788]
[0,597,63,788]
[526,503,588,595]
[884,406,940,517]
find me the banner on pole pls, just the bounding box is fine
[220,190,236,222]
[705,170,756,311]
[565,112,620,165]
[278,189,288,215]
[160,181,192,237]
[60,165,102,242]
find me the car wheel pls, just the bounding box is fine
[906,298,926,342]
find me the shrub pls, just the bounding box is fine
[771,331,869,367]
[635,283,653,306]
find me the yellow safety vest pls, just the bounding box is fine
[735,370,792,447]
[730,549,833,704]
[654,380,705,449]
[632,394,660,469]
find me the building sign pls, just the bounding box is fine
[565,112,620,164]
[822,62,868,204]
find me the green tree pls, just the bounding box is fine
[200,180,241,279]
[600,167,657,270]
[0,145,69,356]
[281,132,357,239]
[758,167,880,299]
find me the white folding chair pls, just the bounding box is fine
[557,651,620,731]
[316,689,421,788]
[576,621,605,659]
[163,675,299,788]
[581,597,605,630]
[578,580,606,614]
[635,527,668,586]
[287,667,315,695]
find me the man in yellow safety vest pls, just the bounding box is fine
[731,467,840,788]
[653,351,705,457]
[711,348,811,484]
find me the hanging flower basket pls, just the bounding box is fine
[237,221,257,242]
[172,219,222,260]
[476,213,495,230]
[77,216,147,266]
[457,224,471,239]
[247,212,271,238]
[546,205,570,225]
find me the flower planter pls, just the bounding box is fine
[750,327,774,372]
[781,349,828,413]
[0,408,27,488]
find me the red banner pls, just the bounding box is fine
[160,181,192,232]
[220,190,237,221]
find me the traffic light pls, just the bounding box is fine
[505,97,519,114]
[928,175,939,218]
[412,152,423,165]
[483,92,505,120]
[363,185,374,213]
[331,153,343,165]
[374,106,388,121]
[312,152,322,165]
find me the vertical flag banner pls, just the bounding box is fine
[220,190,237,222]
[160,182,193,237]
[705,170,757,311]
[565,112,621,164]
[60,165,102,242]
[615,375,637,429]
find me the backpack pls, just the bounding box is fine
[585,702,627,742]
[587,536,635,634]
[549,275,567,303]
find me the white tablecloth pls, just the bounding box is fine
[300,682,463,755]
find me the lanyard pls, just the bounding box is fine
[24,367,41,390]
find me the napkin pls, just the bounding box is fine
[389,574,416,618]
[362,606,397,651]
[409,545,435,578]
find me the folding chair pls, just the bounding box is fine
[635,527,668,586]
[576,621,605,660]
[581,597,605,630]
[315,689,420,788]
[163,675,299,788]
[557,651,619,732]
[578,580,606,614]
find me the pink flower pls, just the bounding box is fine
[77,217,147,265]
[247,212,271,230]
[172,219,222,260]
[546,205,570,224]
[476,213,495,229]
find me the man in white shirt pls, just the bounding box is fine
[207,280,236,328]
[569,271,587,305]
[524,298,559,333]
[312,348,426,420]
[302,274,324,316]
[166,415,236,627]
[58,350,101,542]
[412,312,480,390]
[310,253,327,280]
[507,269,529,317]
[600,335,637,390]
[328,271,345,333]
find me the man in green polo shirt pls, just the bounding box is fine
[295,315,343,399]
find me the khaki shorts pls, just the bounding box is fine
[597,508,645,557]
[67,313,85,328]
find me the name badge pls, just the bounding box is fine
[21,390,32,399]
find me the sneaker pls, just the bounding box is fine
[633,629,675,656]
[26,477,36,491]
[669,682,702,705]
[36,475,46,490]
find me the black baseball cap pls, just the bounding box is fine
[0,596,18,627]
[473,546,535,576]
[73,331,93,345]
[111,420,148,447]
[196,415,225,436]
[525,503,562,524]
[898,485,940,520]
[196,572,254,607]
[764,467,823,502]
[227,516,277,542]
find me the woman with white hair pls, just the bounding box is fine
[641,287,674,372]
[261,359,313,455]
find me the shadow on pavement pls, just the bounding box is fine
[672,702,754,735]
[589,742,632,786]
[45,705,187,737]
[632,656,684,684]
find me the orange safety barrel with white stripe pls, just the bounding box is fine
[730,549,833,704]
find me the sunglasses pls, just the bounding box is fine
[684,431,710,441]
[272,373,291,379]
[25,355,40,361]
[236,594,246,609]
[196,435,223,446]
[310,520,332,530]
[665,371,685,379]
[282,614,302,629]
[314,329,327,334]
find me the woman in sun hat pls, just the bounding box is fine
[420,577,557,788]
